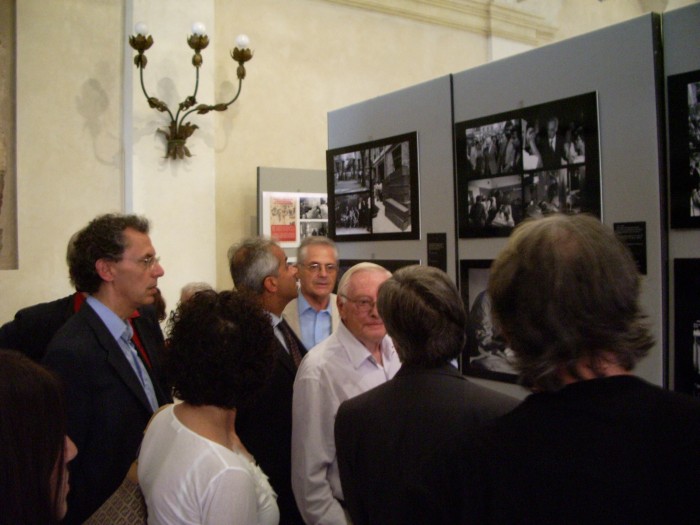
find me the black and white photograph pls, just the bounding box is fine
[464,175,522,236]
[300,221,328,240]
[460,259,518,384]
[464,119,521,178]
[673,258,700,398]
[668,69,700,228]
[456,92,600,238]
[327,132,420,241]
[300,196,329,220]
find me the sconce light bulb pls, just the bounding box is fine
[192,22,206,36]
[134,21,149,36]
[235,34,250,49]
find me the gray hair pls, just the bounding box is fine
[297,236,338,264]
[227,237,280,294]
[337,262,391,300]
[180,282,214,303]
[488,213,653,391]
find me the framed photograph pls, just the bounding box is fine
[459,259,518,384]
[673,259,700,397]
[456,92,601,238]
[668,69,700,228]
[260,191,328,248]
[326,132,420,241]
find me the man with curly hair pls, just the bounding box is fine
[43,213,172,524]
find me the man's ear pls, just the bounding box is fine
[95,258,115,283]
[263,274,277,294]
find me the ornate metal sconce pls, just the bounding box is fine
[129,22,253,159]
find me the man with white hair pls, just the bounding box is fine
[291,262,401,525]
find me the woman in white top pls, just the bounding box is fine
[138,290,279,525]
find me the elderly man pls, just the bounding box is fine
[334,265,518,525]
[283,236,340,349]
[445,214,700,524]
[229,237,306,525]
[292,262,401,525]
[42,214,171,524]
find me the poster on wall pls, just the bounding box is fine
[673,259,700,398]
[260,191,328,248]
[668,69,700,228]
[459,259,518,384]
[455,92,601,238]
[326,132,420,242]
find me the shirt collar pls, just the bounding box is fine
[335,321,396,369]
[86,295,130,340]
[297,291,333,315]
[268,311,283,328]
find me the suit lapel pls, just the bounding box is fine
[131,314,171,404]
[82,306,155,414]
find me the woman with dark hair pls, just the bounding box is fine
[138,290,279,525]
[0,349,78,525]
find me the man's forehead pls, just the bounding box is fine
[305,245,337,262]
[348,269,388,294]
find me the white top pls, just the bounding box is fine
[138,405,279,525]
[291,322,401,524]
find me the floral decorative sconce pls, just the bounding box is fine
[128,22,253,159]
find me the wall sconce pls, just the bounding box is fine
[129,22,253,160]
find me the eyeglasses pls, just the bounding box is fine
[301,263,338,274]
[126,255,161,269]
[341,295,377,313]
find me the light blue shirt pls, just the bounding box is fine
[85,296,158,412]
[297,292,333,350]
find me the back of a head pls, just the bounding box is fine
[165,290,276,409]
[0,350,66,525]
[488,214,653,390]
[227,237,279,294]
[378,265,466,367]
[68,213,150,294]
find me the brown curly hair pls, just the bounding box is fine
[165,290,275,408]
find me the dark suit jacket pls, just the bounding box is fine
[236,331,307,525]
[540,133,567,168]
[334,364,519,525]
[42,302,171,525]
[0,294,76,361]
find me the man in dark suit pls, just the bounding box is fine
[334,265,518,525]
[42,214,172,524]
[540,116,567,168]
[0,293,80,361]
[228,237,307,525]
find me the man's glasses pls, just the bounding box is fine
[301,263,338,274]
[341,295,376,313]
[126,255,161,270]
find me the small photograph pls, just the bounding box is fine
[460,260,518,383]
[300,197,329,220]
[331,151,372,195]
[464,119,521,178]
[334,192,371,235]
[268,195,297,243]
[462,175,522,237]
[300,221,328,240]
[522,168,584,216]
[327,132,419,241]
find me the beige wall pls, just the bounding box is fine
[3,0,689,321]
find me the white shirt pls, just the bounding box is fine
[291,322,401,525]
[138,405,279,525]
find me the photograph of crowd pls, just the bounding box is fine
[456,92,600,238]
[673,258,700,398]
[669,70,700,228]
[459,260,518,383]
[326,132,419,241]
